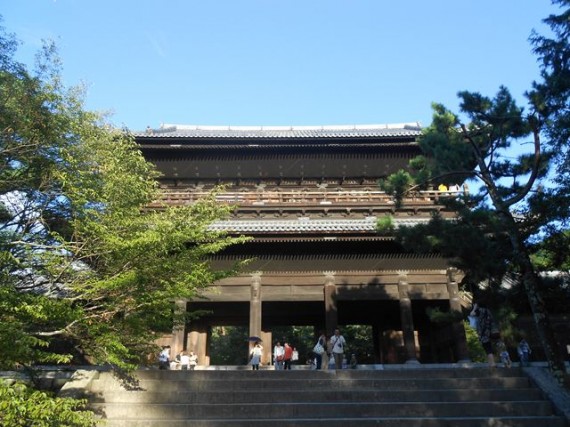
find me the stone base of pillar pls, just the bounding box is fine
[405,359,420,364]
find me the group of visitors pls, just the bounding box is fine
[271,340,297,370]
[256,330,352,371]
[309,328,352,370]
[158,346,198,370]
[438,183,465,194]
[251,338,300,370]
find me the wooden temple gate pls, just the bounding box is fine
[136,123,471,365]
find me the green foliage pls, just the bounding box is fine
[376,215,395,235]
[0,380,96,427]
[0,21,249,372]
[378,170,413,207]
[384,3,570,375]
[418,103,477,185]
[531,230,570,271]
[425,307,464,324]
[209,326,250,365]
[494,305,519,347]
[464,322,486,363]
[0,18,248,420]
[396,209,512,288]
[528,0,570,182]
[341,325,375,363]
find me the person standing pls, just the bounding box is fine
[330,328,346,370]
[283,340,293,370]
[470,301,496,368]
[179,351,190,370]
[517,338,532,367]
[314,331,327,369]
[273,341,285,370]
[250,342,263,370]
[158,346,170,370]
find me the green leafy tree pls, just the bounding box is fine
[0,381,96,427]
[529,0,570,180]
[412,87,566,378]
[528,0,570,274]
[0,21,247,425]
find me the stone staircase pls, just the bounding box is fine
[84,366,567,426]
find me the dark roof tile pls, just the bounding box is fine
[135,123,422,139]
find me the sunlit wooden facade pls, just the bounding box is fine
[135,123,470,365]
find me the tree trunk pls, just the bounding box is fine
[501,212,567,379]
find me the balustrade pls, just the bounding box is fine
[147,189,466,208]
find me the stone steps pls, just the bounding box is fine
[93,401,554,419]
[93,388,544,404]
[89,418,566,427]
[85,367,566,427]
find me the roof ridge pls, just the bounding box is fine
[158,123,422,132]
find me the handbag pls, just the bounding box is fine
[313,342,325,355]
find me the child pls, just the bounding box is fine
[497,341,512,368]
[517,339,532,367]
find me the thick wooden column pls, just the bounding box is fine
[447,268,470,362]
[261,330,272,366]
[171,299,187,357]
[324,272,337,335]
[372,324,382,364]
[249,272,262,356]
[398,272,419,364]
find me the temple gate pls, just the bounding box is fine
[136,123,470,365]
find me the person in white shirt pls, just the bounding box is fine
[250,342,263,370]
[330,328,346,370]
[158,346,170,370]
[179,351,190,370]
[273,341,285,370]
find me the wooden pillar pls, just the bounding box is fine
[372,324,382,364]
[261,330,272,366]
[324,272,337,335]
[249,272,262,356]
[171,299,187,357]
[447,268,470,362]
[398,272,419,364]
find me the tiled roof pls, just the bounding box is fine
[208,217,431,234]
[135,123,422,139]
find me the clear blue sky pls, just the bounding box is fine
[3,1,557,132]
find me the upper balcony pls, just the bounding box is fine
[147,189,466,218]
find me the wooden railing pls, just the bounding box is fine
[148,189,466,208]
